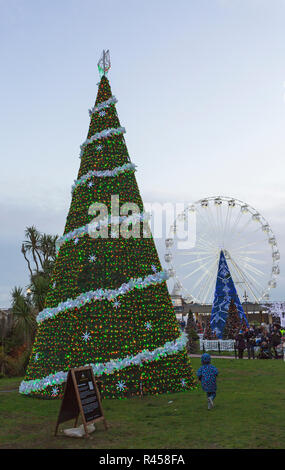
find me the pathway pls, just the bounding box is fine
[190,354,248,359]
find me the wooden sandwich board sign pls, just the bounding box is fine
[54,366,108,438]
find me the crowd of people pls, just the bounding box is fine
[180,316,285,360]
[234,323,285,359]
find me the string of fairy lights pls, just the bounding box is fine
[36,269,171,324]
[20,332,188,395]
[56,212,148,251]
[20,74,196,399]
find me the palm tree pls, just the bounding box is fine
[30,275,50,312]
[5,227,58,359]
[10,287,37,349]
[0,346,12,376]
[22,226,58,278]
[40,234,58,264]
[22,226,43,274]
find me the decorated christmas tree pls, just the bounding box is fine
[20,51,196,399]
[210,250,248,339]
[185,311,199,353]
[223,298,245,339]
[185,310,196,331]
[203,318,213,340]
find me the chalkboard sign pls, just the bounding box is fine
[55,366,107,438]
[74,368,102,422]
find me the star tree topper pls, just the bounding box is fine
[97,49,111,77]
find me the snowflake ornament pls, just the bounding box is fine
[74,237,79,245]
[88,181,94,188]
[99,110,106,117]
[89,254,97,263]
[223,285,231,294]
[212,313,226,324]
[52,281,56,288]
[51,387,59,397]
[181,379,187,387]
[116,381,127,391]
[96,144,103,151]
[145,321,152,330]
[82,331,91,342]
[151,265,157,273]
[113,300,121,309]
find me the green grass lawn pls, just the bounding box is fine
[0,358,285,449]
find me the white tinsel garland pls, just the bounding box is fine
[71,162,136,194]
[36,269,170,324]
[88,96,118,116]
[19,332,187,396]
[79,127,126,158]
[56,212,148,252]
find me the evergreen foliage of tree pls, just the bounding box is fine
[203,318,213,339]
[223,298,245,339]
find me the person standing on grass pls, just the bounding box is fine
[245,327,255,359]
[197,353,219,410]
[249,333,256,359]
[235,330,246,359]
[180,318,186,331]
[271,328,282,359]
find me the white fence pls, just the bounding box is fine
[199,339,235,351]
[198,336,285,359]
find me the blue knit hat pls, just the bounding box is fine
[201,353,211,364]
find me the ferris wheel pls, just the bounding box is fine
[164,196,280,305]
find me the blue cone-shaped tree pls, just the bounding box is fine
[210,250,248,339]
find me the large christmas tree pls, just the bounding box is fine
[20,52,196,399]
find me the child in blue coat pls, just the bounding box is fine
[197,353,219,410]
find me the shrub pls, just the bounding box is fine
[0,346,31,377]
[187,328,200,354]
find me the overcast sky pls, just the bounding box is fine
[1,0,285,307]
